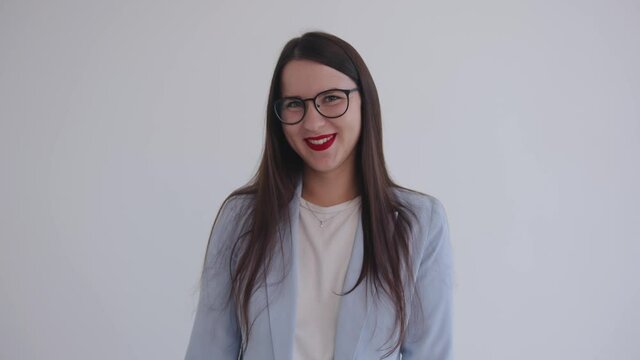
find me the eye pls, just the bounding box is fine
[320,91,346,104]
[284,99,303,109]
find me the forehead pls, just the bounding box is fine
[280,59,356,97]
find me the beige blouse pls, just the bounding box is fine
[292,194,362,360]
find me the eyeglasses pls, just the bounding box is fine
[274,87,359,125]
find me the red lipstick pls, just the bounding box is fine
[304,133,336,151]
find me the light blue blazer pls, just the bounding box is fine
[185,176,453,360]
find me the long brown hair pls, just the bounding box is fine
[206,31,422,358]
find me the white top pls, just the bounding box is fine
[292,194,362,360]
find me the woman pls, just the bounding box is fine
[186,31,453,360]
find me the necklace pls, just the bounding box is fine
[299,196,360,228]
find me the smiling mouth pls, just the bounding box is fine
[305,133,335,145]
[304,133,336,151]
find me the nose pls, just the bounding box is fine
[301,99,328,131]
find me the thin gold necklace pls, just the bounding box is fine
[299,197,360,228]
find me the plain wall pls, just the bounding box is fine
[1,0,639,359]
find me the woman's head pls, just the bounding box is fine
[278,59,361,176]
[264,31,388,186]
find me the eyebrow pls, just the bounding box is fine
[281,87,351,98]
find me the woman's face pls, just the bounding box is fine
[279,59,362,177]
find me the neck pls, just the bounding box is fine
[301,166,359,207]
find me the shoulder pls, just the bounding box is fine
[217,193,255,221]
[391,186,451,264]
[204,192,255,269]
[209,192,255,245]
[391,186,448,229]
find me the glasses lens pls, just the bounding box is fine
[315,90,349,118]
[275,98,304,124]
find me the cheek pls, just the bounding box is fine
[346,102,362,140]
[282,126,299,149]
[355,117,362,138]
[348,115,362,141]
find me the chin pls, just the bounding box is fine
[306,158,346,174]
[305,164,333,174]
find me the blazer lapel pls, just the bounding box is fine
[265,177,302,360]
[333,214,371,359]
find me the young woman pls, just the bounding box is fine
[186,32,453,360]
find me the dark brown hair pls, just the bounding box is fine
[205,31,422,358]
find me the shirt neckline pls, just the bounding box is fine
[299,195,361,214]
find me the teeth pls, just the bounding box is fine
[308,135,334,145]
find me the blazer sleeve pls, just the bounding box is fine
[401,197,453,360]
[185,197,243,360]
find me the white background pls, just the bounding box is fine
[1,0,639,359]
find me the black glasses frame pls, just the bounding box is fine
[274,87,359,125]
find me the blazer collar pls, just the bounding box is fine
[265,175,370,360]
